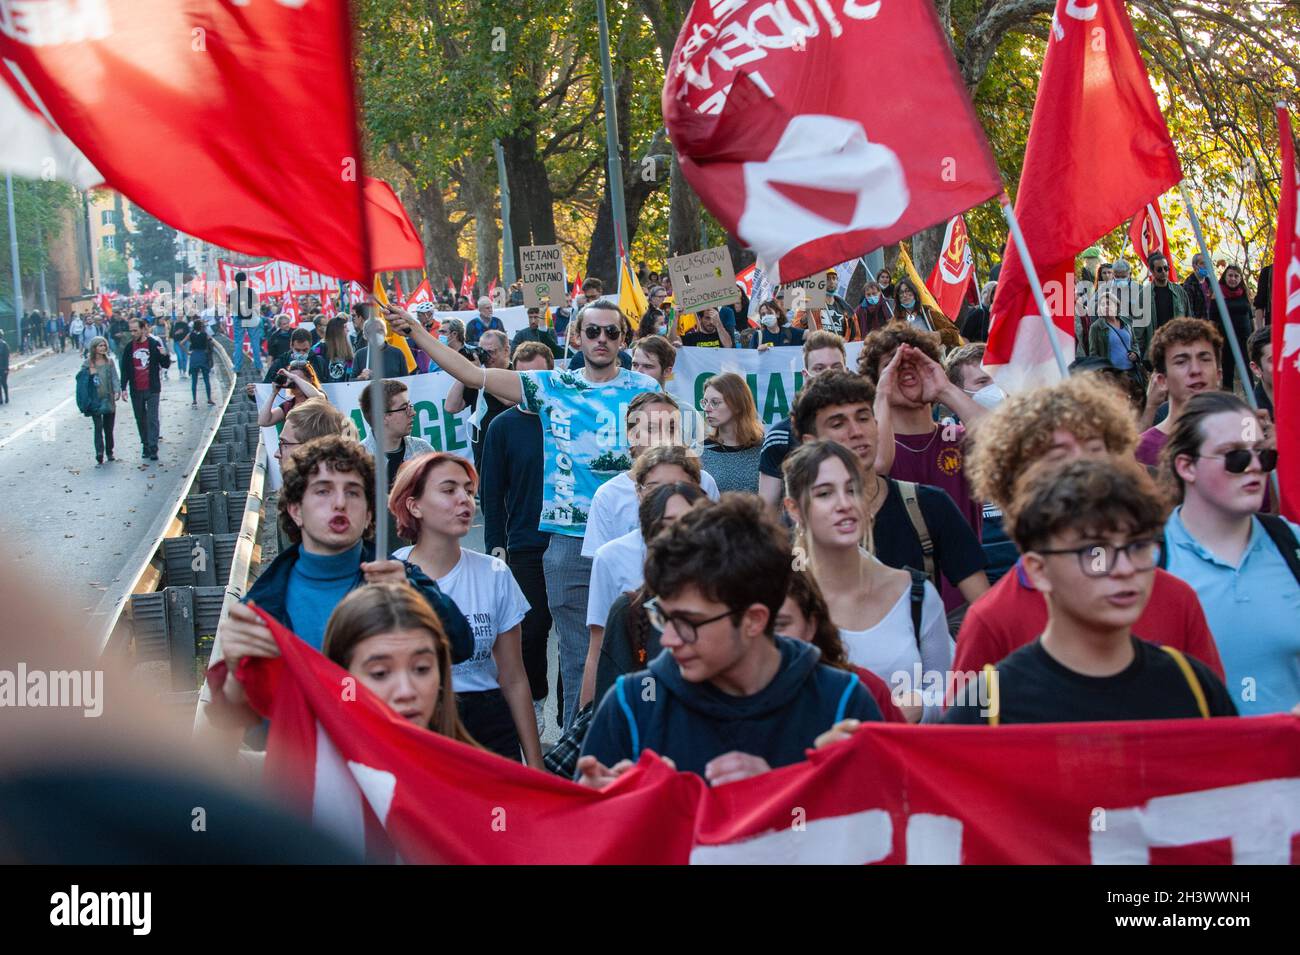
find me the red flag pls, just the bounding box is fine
[229,610,1300,864]
[487,277,498,299]
[282,286,301,327]
[1273,107,1299,522]
[735,263,757,299]
[984,0,1182,392]
[1129,200,1177,282]
[363,179,425,273]
[663,0,1001,284]
[406,279,435,307]
[96,292,113,317]
[393,277,406,308]
[446,277,458,298]
[321,287,337,320]
[461,269,478,300]
[0,2,371,281]
[925,216,974,319]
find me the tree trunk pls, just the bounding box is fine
[725,232,755,272]
[910,223,948,285]
[667,150,702,258]
[501,128,558,274]
[408,181,462,290]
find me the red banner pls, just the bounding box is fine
[0,1,370,280]
[1129,199,1177,282]
[662,0,1000,285]
[926,216,974,319]
[217,261,341,297]
[1273,107,1299,522]
[232,613,1300,864]
[984,0,1182,392]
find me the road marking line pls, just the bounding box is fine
[0,396,75,449]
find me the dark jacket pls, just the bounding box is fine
[244,541,474,664]
[263,350,328,386]
[578,636,882,779]
[351,343,407,380]
[480,407,548,556]
[118,334,171,394]
[510,326,563,359]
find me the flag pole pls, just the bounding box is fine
[999,193,1070,378]
[1177,183,1256,411]
[6,173,24,348]
[595,0,628,274]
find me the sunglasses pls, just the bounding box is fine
[1153,266,1169,273]
[1200,447,1277,473]
[583,324,622,341]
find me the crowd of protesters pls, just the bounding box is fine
[190,244,1295,834]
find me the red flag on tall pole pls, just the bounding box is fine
[0,2,372,282]
[362,179,425,273]
[925,216,974,319]
[984,0,1183,392]
[1129,200,1177,281]
[1272,107,1299,521]
[663,0,1001,284]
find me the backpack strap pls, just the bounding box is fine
[1157,529,1169,569]
[614,675,641,757]
[897,481,936,587]
[1257,514,1300,588]
[907,568,927,653]
[982,664,1000,726]
[1158,646,1210,718]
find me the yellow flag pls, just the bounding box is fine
[895,245,945,315]
[370,275,415,372]
[618,257,648,321]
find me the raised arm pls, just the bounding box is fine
[385,304,522,405]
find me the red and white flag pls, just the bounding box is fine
[925,216,974,319]
[1273,107,1299,522]
[1130,199,1177,281]
[321,288,337,320]
[736,263,757,299]
[96,292,113,317]
[984,0,1182,392]
[227,610,1300,864]
[663,0,1001,284]
[282,286,301,327]
[0,1,372,281]
[461,268,478,301]
[406,279,435,308]
[392,278,406,308]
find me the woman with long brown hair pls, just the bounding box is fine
[699,372,765,494]
[322,583,479,745]
[313,315,356,384]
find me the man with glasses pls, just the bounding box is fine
[1138,252,1190,338]
[447,328,512,472]
[1163,391,1300,715]
[386,299,658,730]
[576,494,882,787]
[945,457,1236,724]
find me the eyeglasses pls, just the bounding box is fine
[386,401,412,416]
[1153,266,1169,273]
[583,324,622,341]
[1200,447,1278,473]
[1035,538,1162,577]
[643,596,737,644]
[699,397,725,410]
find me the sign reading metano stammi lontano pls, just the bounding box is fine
[519,245,567,308]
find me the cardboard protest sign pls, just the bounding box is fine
[666,246,738,312]
[519,245,567,308]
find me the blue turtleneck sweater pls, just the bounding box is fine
[286,542,363,650]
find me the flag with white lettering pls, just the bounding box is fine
[228,611,1300,864]
[663,0,1001,284]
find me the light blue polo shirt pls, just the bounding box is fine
[1164,507,1300,715]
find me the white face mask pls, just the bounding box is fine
[759,313,777,329]
[965,383,1006,409]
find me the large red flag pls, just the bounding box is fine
[1273,107,1299,522]
[984,0,1182,392]
[1129,199,1177,282]
[226,611,1300,864]
[662,1,1000,284]
[925,216,975,319]
[0,2,370,280]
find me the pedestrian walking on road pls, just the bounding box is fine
[170,315,190,376]
[187,318,215,406]
[0,330,10,403]
[119,317,170,461]
[78,336,120,464]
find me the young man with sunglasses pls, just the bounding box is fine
[1163,391,1300,715]
[386,299,658,730]
[576,494,882,787]
[945,457,1236,724]
[1138,252,1190,336]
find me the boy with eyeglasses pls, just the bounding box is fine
[945,456,1236,724]
[1161,391,1300,715]
[576,494,882,787]
[386,299,657,730]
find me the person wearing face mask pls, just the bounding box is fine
[875,267,895,301]
[942,344,1005,416]
[749,299,803,348]
[262,327,327,389]
[1183,253,1214,320]
[638,286,673,341]
[854,281,894,336]
[893,279,961,350]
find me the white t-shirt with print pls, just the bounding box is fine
[580,469,721,558]
[586,530,647,629]
[391,546,530,693]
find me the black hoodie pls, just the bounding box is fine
[579,636,881,780]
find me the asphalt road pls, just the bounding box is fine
[0,345,232,645]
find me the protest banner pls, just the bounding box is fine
[666,246,738,313]
[668,344,863,427]
[218,260,341,297]
[256,375,473,490]
[780,275,828,311]
[235,614,1300,865]
[519,245,568,308]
